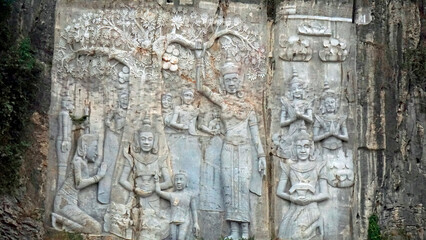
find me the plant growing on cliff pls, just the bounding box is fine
[0,0,42,194]
[368,214,382,240]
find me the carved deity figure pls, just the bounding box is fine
[313,87,353,187]
[155,171,200,240]
[119,115,172,239]
[196,58,266,240]
[56,95,74,189]
[278,70,313,158]
[98,90,129,204]
[276,130,329,240]
[52,134,107,234]
[161,93,174,132]
[119,116,172,211]
[280,70,313,134]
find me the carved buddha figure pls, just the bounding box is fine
[196,59,266,240]
[276,130,329,240]
[53,134,107,234]
[119,116,172,211]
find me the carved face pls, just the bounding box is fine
[323,96,336,113]
[85,140,98,162]
[119,93,129,109]
[182,90,194,105]
[223,73,241,94]
[290,83,304,99]
[174,174,187,191]
[295,139,311,161]
[162,94,173,109]
[139,131,154,152]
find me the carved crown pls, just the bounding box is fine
[221,59,241,75]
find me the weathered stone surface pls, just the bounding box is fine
[0,1,424,240]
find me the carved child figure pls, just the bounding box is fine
[52,134,107,234]
[154,171,200,240]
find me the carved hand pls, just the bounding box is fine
[258,157,266,177]
[61,141,70,152]
[97,162,108,178]
[193,223,200,238]
[135,187,152,196]
[290,195,307,205]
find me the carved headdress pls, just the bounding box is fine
[320,81,339,113]
[221,58,241,76]
[133,112,159,154]
[76,134,98,158]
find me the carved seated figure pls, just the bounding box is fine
[313,87,353,187]
[276,129,329,240]
[155,171,200,240]
[52,134,107,234]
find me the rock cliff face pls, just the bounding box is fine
[0,0,424,239]
[354,0,425,239]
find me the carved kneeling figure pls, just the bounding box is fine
[155,171,200,240]
[52,134,107,234]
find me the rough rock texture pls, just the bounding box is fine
[354,0,426,239]
[0,0,424,240]
[0,0,56,239]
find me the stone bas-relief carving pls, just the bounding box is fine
[118,116,172,239]
[298,21,331,36]
[155,172,200,240]
[49,1,358,239]
[276,130,329,240]
[319,38,349,62]
[52,134,107,234]
[275,70,313,158]
[279,36,312,62]
[196,58,266,240]
[56,94,74,189]
[314,87,354,188]
[51,1,268,239]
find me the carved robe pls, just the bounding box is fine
[221,102,258,222]
[278,161,327,240]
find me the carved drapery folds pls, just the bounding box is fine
[49,1,356,239]
[49,1,268,240]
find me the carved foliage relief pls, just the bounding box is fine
[49,1,268,239]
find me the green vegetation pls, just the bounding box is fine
[0,0,43,194]
[368,214,382,240]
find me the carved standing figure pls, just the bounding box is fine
[155,171,200,240]
[56,95,74,189]
[313,87,353,187]
[196,57,266,239]
[119,115,172,211]
[52,134,107,234]
[161,92,174,132]
[276,130,329,240]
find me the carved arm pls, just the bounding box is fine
[74,158,106,190]
[170,107,188,130]
[154,175,171,200]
